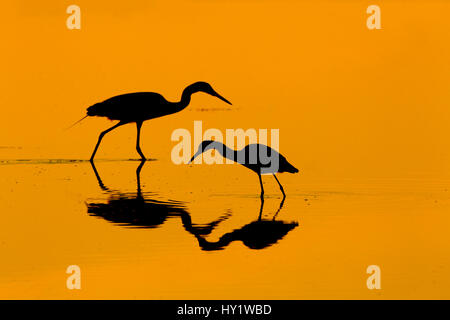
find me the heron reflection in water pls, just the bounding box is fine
[87,161,298,250]
[194,197,299,251]
[87,160,228,235]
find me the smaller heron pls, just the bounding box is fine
[189,140,299,198]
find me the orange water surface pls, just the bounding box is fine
[1,0,450,299]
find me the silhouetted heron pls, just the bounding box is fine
[81,82,231,161]
[189,140,299,198]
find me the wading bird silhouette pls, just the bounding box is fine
[81,82,232,161]
[88,160,230,234]
[87,161,298,251]
[189,140,299,198]
[195,198,298,251]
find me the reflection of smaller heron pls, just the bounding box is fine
[189,140,299,198]
[87,161,298,251]
[194,198,298,251]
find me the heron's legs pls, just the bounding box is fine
[272,195,286,220]
[258,196,265,220]
[273,174,286,198]
[136,121,146,161]
[258,173,264,199]
[90,121,125,161]
[136,159,145,196]
[89,160,109,191]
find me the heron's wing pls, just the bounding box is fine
[88,92,169,120]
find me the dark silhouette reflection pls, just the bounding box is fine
[88,161,228,233]
[194,198,298,251]
[87,161,298,251]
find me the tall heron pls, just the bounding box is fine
[79,82,231,161]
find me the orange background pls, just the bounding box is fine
[1,0,450,299]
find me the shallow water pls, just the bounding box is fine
[2,0,450,300]
[0,159,449,299]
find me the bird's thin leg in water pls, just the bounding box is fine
[89,161,109,191]
[90,121,125,161]
[258,173,264,199]
[136,159,146,196]
[272,196,286,220]
[273,174,286,198]
[136,121,146,161]
[258,196,265,220]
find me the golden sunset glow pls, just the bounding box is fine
[1,0,450,299]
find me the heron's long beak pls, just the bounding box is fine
[213,91,232,105]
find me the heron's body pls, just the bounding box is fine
[220,143,298,175]
[196,219,298,250]
[195,195,298,251]
[86,82,231,161]
[190,141,299,198]
[88,92,177,123]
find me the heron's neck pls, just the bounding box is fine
[211,142,237,162]
[195,233,233,250]
[175,85,195,111]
